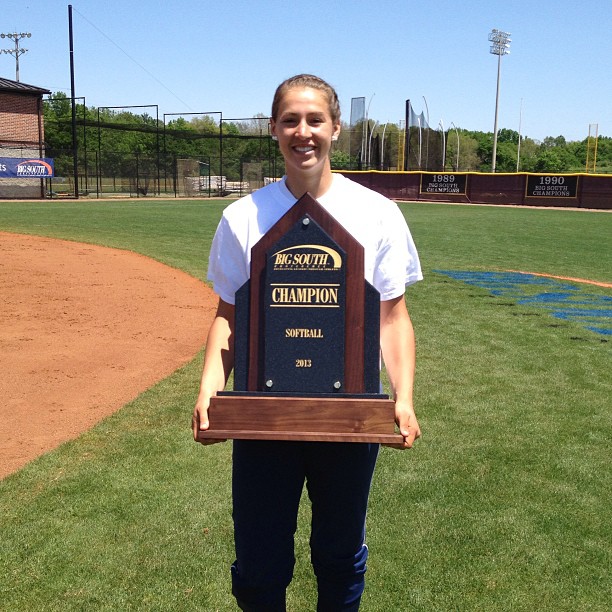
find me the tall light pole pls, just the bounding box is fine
[0,32,31,81]
[488,28,511,172]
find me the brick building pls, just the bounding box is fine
[0,77,51,198]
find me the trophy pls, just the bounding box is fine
[196,193,401,443]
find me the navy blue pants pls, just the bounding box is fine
[231,440,379,611]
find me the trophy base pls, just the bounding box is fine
[196,395,402,444]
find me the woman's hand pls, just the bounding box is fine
[192,298,235,446]
[385,400,421,449]
[379,296,420,450]
[192,393,226,445]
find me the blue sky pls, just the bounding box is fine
[2,0,610,142]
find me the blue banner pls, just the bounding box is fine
[0,158,54,178]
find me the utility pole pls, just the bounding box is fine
[0,32,31,82]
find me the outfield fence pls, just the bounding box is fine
[4,137,611,208]
[339,171,612,209]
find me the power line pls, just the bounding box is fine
[71,8,195,111]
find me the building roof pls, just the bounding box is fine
[0,77,51,96]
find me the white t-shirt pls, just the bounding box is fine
[207,173,422,304]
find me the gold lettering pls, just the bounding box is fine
[285,328,324,338]
[274,253,292,266]
[272,287,290,303]
[272,247,339,270]
[270,284,339,307]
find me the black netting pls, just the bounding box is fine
[405,101,444,171]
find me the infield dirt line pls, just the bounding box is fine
[507,270,612,289]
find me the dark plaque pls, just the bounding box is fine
[420,173,467,195]
[525,175,578,198]
[197,193,400,443]
[263,216,346,393]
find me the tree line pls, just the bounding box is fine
[43,93,282,184]
[43,93,611,181]
[333,123,611,174]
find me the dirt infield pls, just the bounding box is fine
[0,233,217,479]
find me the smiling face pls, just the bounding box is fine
[270,87,341,185]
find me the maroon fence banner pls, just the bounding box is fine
[338,171,611,210]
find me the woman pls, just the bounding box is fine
[193,74,422,611]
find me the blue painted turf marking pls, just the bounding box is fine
[434,271,611,337]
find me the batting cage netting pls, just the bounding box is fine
[404,100,444,171]
[43,99,281,198]
[349,97,366,169]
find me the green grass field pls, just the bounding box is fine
[0,199,610,611]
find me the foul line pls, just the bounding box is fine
[507,270,612,289]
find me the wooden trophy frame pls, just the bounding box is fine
[196,192,401,443]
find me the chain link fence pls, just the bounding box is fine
[42,103,283,199]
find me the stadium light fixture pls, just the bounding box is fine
[0,32,31,81]
[488,28,511,172]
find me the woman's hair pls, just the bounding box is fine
[271,74,341,124]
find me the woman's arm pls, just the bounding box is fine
[379,295,421,449]
[192,298,235,443]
